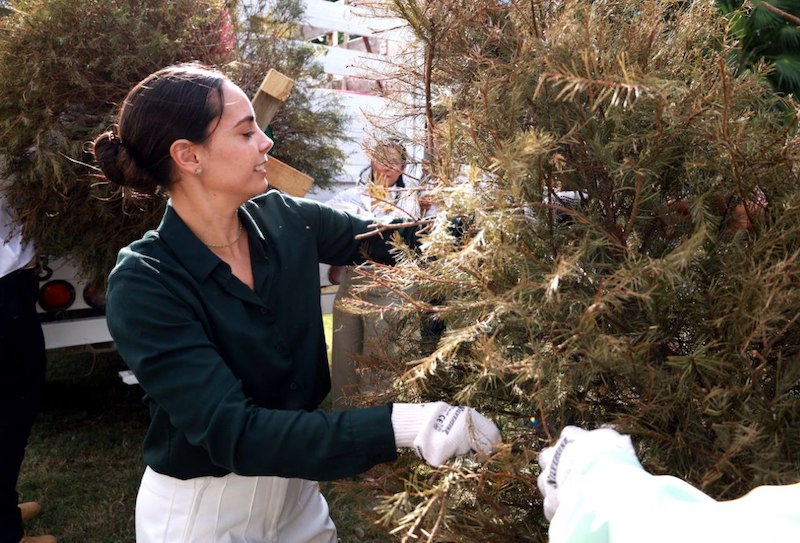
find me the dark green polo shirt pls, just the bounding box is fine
[106,191,414,481]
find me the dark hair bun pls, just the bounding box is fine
[92,131,158,194]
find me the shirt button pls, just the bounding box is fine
[289,382,298,391]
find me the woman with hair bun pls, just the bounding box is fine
[94,63,500,543]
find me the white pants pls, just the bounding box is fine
[136,467,337,543]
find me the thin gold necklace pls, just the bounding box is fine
[204,222,243,249]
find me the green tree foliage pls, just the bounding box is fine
[0,0,347,282]
[341,1,800,540]
[719,0,800,97]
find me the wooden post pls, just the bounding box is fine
[265,157,314,197]
[252,69,294,128]
[251,69,314,197]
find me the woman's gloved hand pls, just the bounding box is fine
[537,426,638,521]
[391,402,501,467]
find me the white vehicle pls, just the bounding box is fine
[35,255,114,350]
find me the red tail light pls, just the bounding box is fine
[82,281,107,309]
[328,265,344,285]
[39,280,76,312]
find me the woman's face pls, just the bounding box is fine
[371,147,404,187]
[194,81,274,204]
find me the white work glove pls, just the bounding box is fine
[391,402,501,467]
[537,425,638,521]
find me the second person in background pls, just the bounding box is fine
[326,139,424,409]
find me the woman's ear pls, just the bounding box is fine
[170,139,201,176]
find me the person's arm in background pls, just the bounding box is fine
[325,186,369,217]
[538,426,800,543]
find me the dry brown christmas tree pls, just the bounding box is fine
[335,1,800,541]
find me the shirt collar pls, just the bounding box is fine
[156,202,224,283]
[156,200,271,283]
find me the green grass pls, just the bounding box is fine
[18,315,391,542]
[18,350,146,542]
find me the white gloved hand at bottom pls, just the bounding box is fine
[537,426,638,521]
[392,402,501,467]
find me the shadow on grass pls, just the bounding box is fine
[19,349,147,543]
